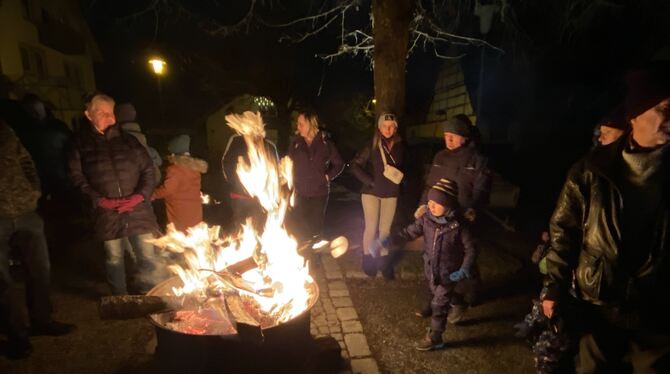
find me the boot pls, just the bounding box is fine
[415,330,445,351]
[362,255,377,277]
[378,255,394,280]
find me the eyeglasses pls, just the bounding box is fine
[383,114,396,121]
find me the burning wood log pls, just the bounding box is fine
[99,295,198,320]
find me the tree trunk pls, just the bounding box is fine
[372,0,414,120]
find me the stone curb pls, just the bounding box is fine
[311,255,381,374]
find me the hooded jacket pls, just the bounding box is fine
[544,136,670,330]
[386,211,477,286]
[153,154,208,232]
[288,131,344,197]
[67,123,158,241]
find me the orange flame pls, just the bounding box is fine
[151,112,313,324]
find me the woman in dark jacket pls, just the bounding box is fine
[350,113,405,278]
[288,110,344,242]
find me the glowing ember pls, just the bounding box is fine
[150,112,314,328]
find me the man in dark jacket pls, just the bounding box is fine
[68,93,160,295]
[542,67,670,372]
[0,120,74,359]
[222,133,278,229]
[417,114,491,320]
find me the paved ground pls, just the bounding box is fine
[0,181,539,373]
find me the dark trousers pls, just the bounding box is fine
[426,272,457,341]
[0,212,52,341]
[230,198,264,231]
[292,194,328,242]
[576,317,670,373]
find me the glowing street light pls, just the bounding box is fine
[148,58,167,76]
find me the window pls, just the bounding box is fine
[64,61,82,88]
[19,45,47,78]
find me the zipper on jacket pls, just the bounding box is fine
[104,134,124,197]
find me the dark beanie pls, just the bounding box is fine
[598,104,628,131]
[442,114,472,137]
[427,178,459,208]
[624,65,670,120]
[168,134,190,155]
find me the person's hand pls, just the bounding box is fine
[98,197,123,210]
[414,204,427,219]
[448,268,471,282]
[542,299,555,318]
[464,208,477,222]
[369,239,382,258]
[116,194,144,213]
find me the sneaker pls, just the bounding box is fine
[415,336,446,351]
[7,338,33,360]
[447,305,466,324]
[31,320,76,336]
[414,304,432,318]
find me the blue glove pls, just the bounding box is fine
[369,239,382,258]
[449,268,470,282]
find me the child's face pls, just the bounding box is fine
[428,200,446,217]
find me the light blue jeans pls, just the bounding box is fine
[103,233,158,295]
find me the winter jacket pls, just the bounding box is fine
[386,211,477,286]
[222,134,278,198]
[288,131,344,197]
[0,121,41,218]
[544,136,670,330]
[421,142,491,209]
[67,124,158,241]
[350,136,405,198]
[153,154,208,232]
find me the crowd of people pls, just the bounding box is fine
[1,63,669,373]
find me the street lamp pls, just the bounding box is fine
[148,57,167,122]
[148,58,167,76]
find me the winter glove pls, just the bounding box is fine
[116,194,144,213]
[448,268,471,282]
[464,208,477,222]
[414,204,427,219]
[98,197,123,210]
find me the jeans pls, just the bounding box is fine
[0,212,52,341]
[361,194,397,255]
[103,233,159,295]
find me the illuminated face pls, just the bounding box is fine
[427,200,446,217]
[85,99,116,133]
[444,132,467,150]
[631,98,670,147]
[378,120,397,139]
[297,114,312,138]
[598,125,624,146]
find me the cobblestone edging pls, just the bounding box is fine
[310,255,381,374]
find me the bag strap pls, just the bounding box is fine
[378,142,388,167]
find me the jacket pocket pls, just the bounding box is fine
[576,251,606,301]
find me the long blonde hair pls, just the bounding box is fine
[296,110,320,142]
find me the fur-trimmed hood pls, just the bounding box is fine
[168,154,208,174]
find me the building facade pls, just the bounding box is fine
[0,0,100,128]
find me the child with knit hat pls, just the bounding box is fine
[371,178,477,350]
